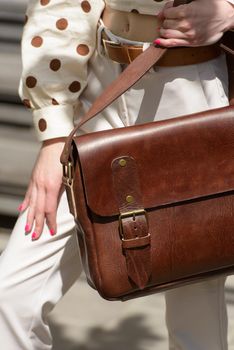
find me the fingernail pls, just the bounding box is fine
[32,232,38,241]
[18,204,23,212]
[154,39,161,45]
[25,223,30,232]
[50,229,56,236]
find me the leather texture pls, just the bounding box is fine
[60,0,234,300]
[75,107,234,217]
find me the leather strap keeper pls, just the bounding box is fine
[112,156,151,289]
[103,39,222,66]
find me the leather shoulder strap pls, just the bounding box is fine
[60,0,192,165]
[60,45,167,164]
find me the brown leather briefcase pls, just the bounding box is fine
[61,1,234,301]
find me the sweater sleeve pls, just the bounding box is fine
[19,0,105,141]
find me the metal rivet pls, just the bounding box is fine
[119,159,127,167]
[126,195,134,203]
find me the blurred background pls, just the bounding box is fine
[1,1,234,349]
[0,0,39,230]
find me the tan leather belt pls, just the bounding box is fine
[102,39,222,67]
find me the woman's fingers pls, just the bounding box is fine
[155,37,191,48]
[19,181,32,214]
[24,182,62,240]
[157,1,173,21]
[32,187,46,241]
[162,19,192,32]
[159,28,188,40]
[45,185,62,236]
[155,26,192,48]
[156,0,234,47]
[163,5,187,20]
[24,181,63,240]
[25,184,37,234]
[155,3,192,47]
[21,138,66,241]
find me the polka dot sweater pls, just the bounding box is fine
[19,0,234,141]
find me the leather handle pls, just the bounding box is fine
[60,0,191,165]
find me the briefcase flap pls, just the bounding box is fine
[74,106,234,217]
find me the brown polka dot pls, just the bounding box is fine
[52,98,59,105]
[31,36,43,47]
[81,1,91,12]
[38,118,47,132]
[68,81,81,93]
[76,44,89,56]
[49,59,61,71]
[26,76,37,88]
[40,0,50,5]
[22,99,31,109]
[131,9,139,14]
[25,15,28,24]
[56,18,68,30]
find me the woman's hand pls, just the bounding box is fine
[155,0,234,47]
[19,138,66,240]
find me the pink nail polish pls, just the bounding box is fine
[50,229,56,236]
[18,204,23,212]
[32,232,38,240]
[154,39,161,45]
[25,223,30,232]
[24,224,30,232]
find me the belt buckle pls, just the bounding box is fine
[118,209,147,236]
[102,39,139,64]
[119,209,150,248]
[102,39,120,54]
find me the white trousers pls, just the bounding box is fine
[0,50,230,349]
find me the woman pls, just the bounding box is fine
[0,0,234,348]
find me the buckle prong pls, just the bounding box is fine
[119,209,146,220]
[119,209,147,236]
